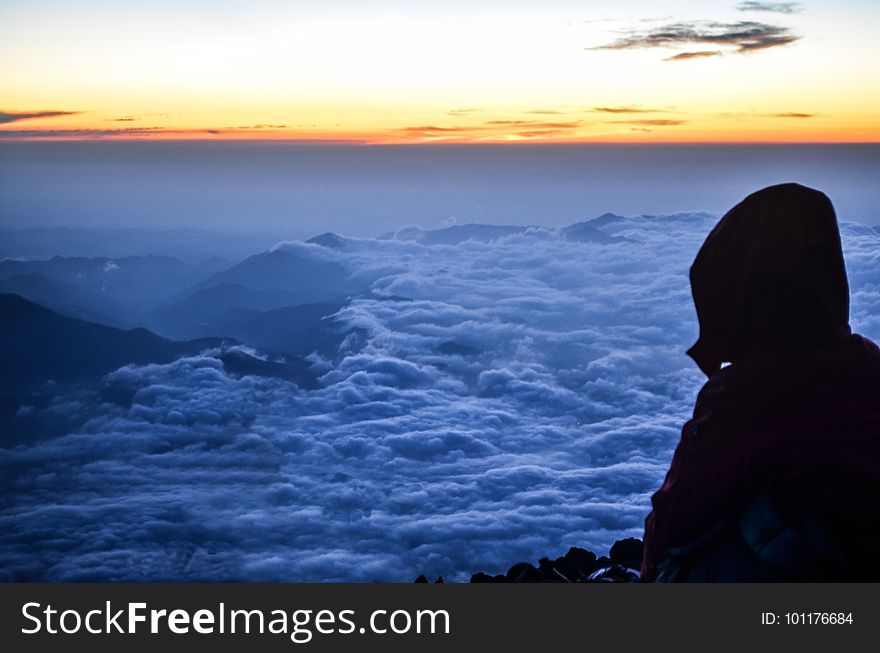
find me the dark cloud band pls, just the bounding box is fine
[589,20,800,60]
[0,110,80,124]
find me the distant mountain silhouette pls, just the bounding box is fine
[149,245,371,343]
[207,302,347,357]
[194,248,355,294]
[377,218,624,245]
[1,294,320,442]
[150,282,316,339]
[307,232,348,249]
[0,272,126,327]
[561,219,626,244]
[420,224,531,245]
[0,226,285,262]
[2,217,636,363]
[0,255,227,326]
[584,212,627,229]
[0,293,320,392]
[0,293,228,393]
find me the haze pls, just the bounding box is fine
[2,143,878,239]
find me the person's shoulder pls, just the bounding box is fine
[687,333,880,438]
[849,333,880,357]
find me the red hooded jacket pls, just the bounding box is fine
[642,183,880,581]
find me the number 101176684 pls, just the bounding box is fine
[762,612,853,625]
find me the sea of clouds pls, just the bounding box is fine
[2,213,878,581]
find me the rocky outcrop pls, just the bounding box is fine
[414,537,644,583]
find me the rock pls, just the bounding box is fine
[587,564,641,583]
[610,537,644,570]
[550,556,584,582]
[470,572,508,583]
[426,538,644,583]
[506,562,544,583]
[563,546,598,577]
[538,557,567,582]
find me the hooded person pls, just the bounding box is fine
[641,183,880,582]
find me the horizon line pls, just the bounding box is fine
[2,136,880,146]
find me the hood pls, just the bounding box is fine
[688,183,851,376]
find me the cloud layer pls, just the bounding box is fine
[2,214,878,582]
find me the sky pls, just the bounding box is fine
[1,0,879,142]
[2,142,878,233]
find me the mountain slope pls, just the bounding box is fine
[194,248,354,294]
[0,293,228,393]
[561,219,626,244]
[0,293,321,391]
[151,246,367,339]
[1,294,321,442]
[378,219,624,245]
[208,302,347,356]
[0,255,229,325]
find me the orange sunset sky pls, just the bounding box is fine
[1,1,879,143]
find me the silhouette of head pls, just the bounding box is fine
[688,183,851,376]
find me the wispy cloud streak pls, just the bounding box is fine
[768,112,815,118]
[737,1,802,14]
[0,110,80,124]
[607,119,687,126]
[664,50,722,61]
[591,107,667,114]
